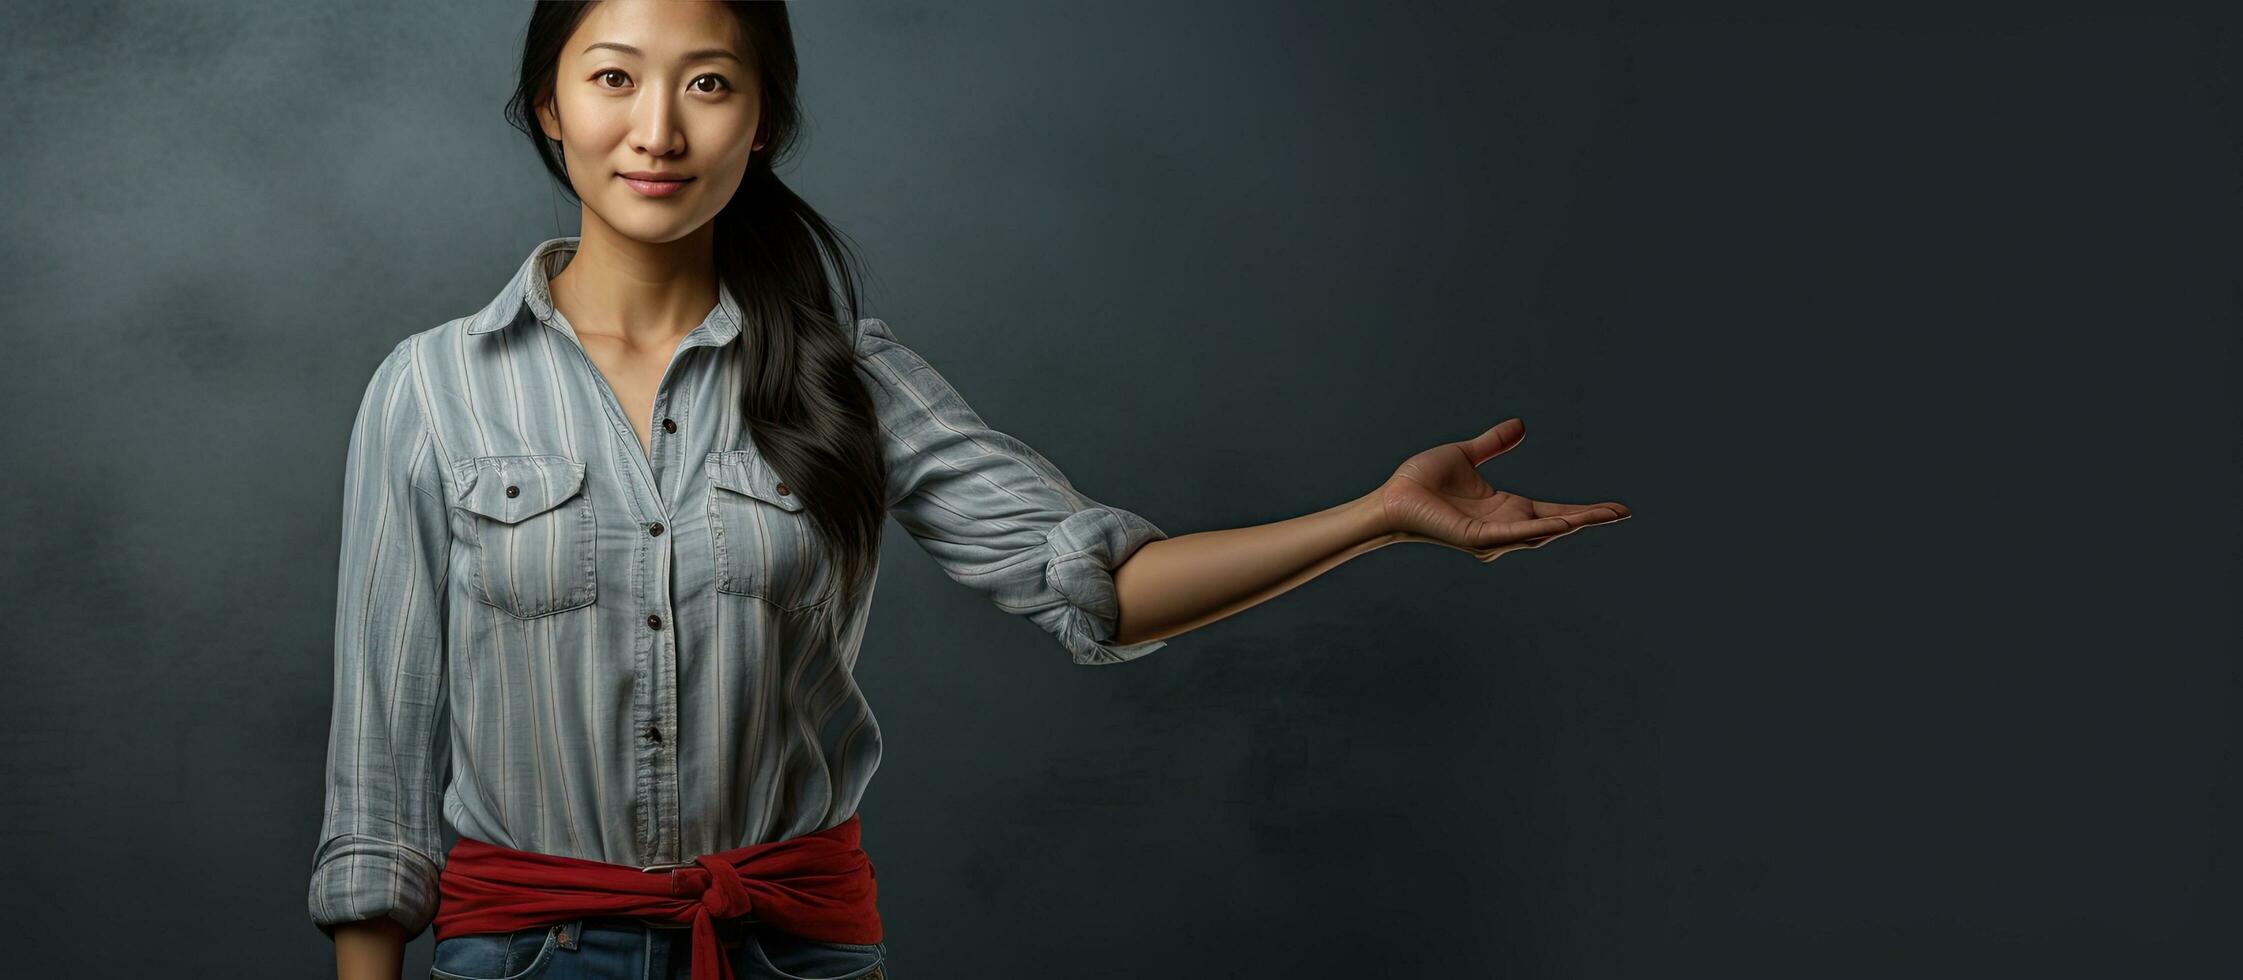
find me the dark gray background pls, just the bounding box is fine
[2,0,2237,976]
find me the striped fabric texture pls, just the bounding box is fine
[309,237,1171,940]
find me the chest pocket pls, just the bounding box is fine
[453,454,598,620]
[706,450,837,612]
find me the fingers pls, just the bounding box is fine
[1477,508,1624,548]
[1471,515,1571,546]
[1530,498,1631,522]
[1456,498,1629,561]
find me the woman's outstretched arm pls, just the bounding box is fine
[1108,418,1630,647]
[1107,490,1394,646]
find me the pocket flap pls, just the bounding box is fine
[707,451,804,512]
[455,455,587,524]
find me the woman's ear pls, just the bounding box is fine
[537,93,563,141]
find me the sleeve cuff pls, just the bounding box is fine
[1043,506,1172,665]
[307,833,442,942]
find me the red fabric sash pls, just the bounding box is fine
[433,813,881,980]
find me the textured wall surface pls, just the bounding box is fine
[2,0,2239,976]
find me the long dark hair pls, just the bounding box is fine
[503,1,887,607]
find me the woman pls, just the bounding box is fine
[309,2,1630,978]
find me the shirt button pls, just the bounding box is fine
[647,614,662,630]
[775,482,790,496]
[642,724,662,743]
[649,521,663,537]
[661,418,677,433]
[505,485,520,498]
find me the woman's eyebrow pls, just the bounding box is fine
[581,41,742,64]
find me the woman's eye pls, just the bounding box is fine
[593,70,726,93]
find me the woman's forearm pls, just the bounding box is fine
[333,917,407,980]
[1107,488,1397,647]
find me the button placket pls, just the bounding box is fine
[647,440,683,865]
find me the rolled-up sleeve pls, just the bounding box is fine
[853,317,1170,665]
[308,338,452,939]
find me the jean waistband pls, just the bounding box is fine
[577,914,760,933]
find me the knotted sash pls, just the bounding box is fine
[433,813,880,980]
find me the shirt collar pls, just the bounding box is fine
[465,235,746,348]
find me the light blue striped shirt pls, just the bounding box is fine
[308,236,1170,939]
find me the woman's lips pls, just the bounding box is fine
[620,175,693,197]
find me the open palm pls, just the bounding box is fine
[1378,418,1630,562]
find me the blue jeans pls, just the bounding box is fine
[428,915,888,980]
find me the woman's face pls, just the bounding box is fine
[537,0,762,245]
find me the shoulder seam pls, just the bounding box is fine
[393,333,455,488]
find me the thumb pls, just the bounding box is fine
[1460,418,1525,466]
